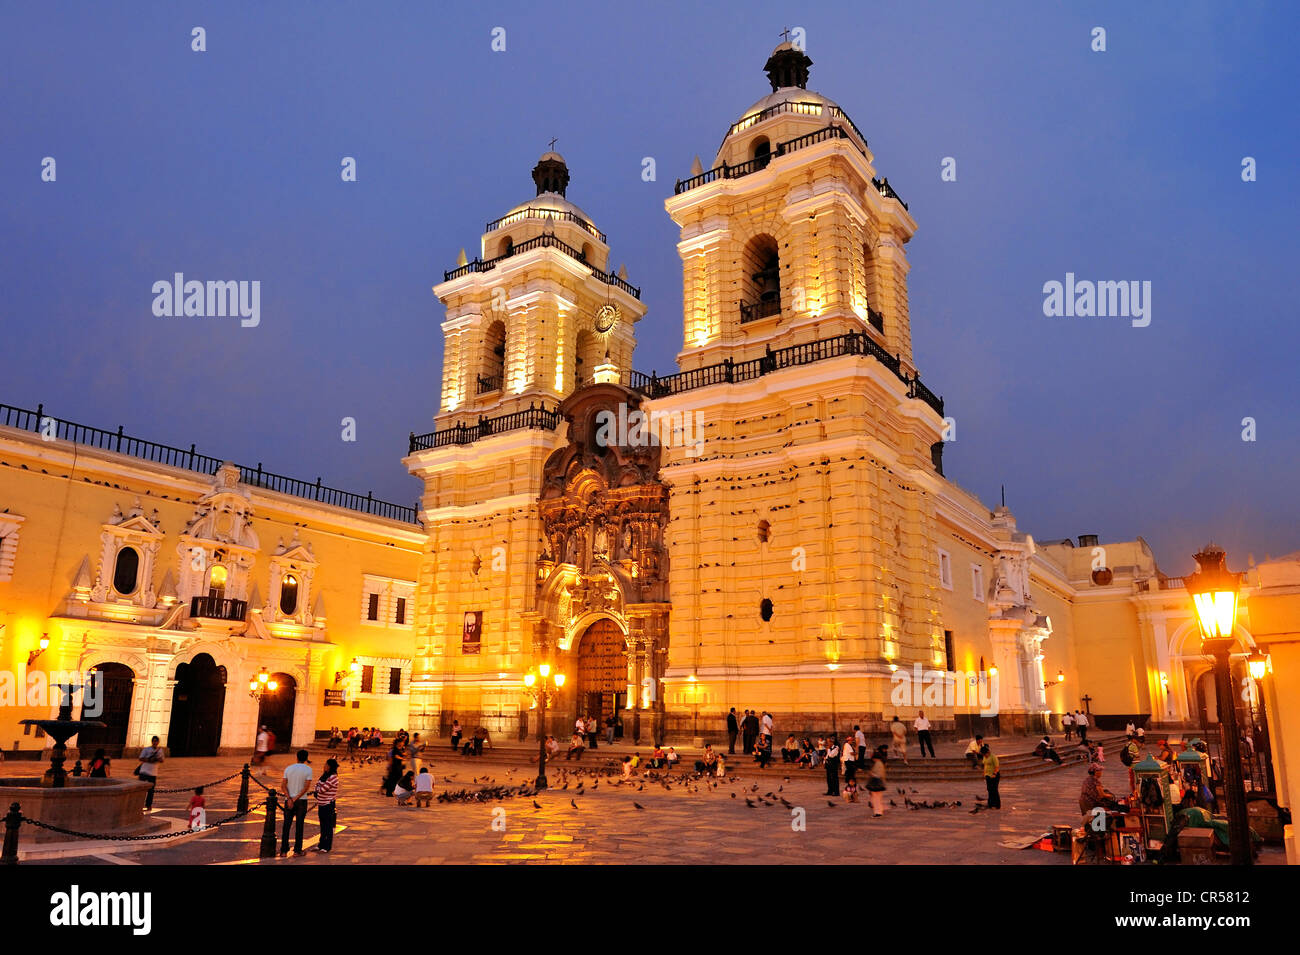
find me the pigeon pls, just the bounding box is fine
[745,797,756,807]
[533,800,542,809]
[890,799,897,807]
[633,802,645,810]
[731,793,737,799]
[570,799,578,809]
[826,801,836,807]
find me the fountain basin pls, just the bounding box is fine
[0,776,152,843]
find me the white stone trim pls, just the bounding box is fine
[0,512,25,582]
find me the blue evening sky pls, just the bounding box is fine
[2,1,1296,573]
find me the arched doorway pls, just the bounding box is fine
[167,653,227,757]
[576,620,627,738]
[1195,670,1218,728]
[76,663,134,758]
[257,672,297,752]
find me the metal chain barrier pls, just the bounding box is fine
[19,806,256,843]
[151,769,246,794]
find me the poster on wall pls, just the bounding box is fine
[463,610,482,654]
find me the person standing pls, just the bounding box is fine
[136,736,165,811]
[1062,710,1074,741]
[854,725,868,773]
[253,725,270,766]
[450,718,462,752]
[89,748,111,777]
[889,715,909,764]
[1076,709,1089,744]
[586,716,599,750]
[824,736,841,797]
[914,710,935,758]
[981,744,1001,809]
[726,708,739,754]
[407,732,425,774]
[280,748,314,857]
[867,746,889,817]
[842,738,857,785]
[605,714,616,746]
[314,757,339,853]
[745,710,761,754]
[761,711,774,746]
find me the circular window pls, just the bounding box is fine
[760,598,774,622]
[1091,568,1114,586]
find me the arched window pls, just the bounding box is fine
[481,320,506,393]
[751,136,771,169]
[757,520,771,543]
[112,546,139,595]
[497,236,514,258]
[280,574,299,615]
[740,235,780,322]
[760,598,774,622]
[207,564,228,600]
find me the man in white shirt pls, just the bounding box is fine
[761,711,774,743]
[854,725,868,772]
[914,710,935,758]
[1076,709,1089,744]
[136,736,165,811]
[254,725,270,770]
[280,749,314,857]
[1062,710,1075,741]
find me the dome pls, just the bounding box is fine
[503,192,596,228]
[714,46,866,161]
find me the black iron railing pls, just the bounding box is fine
[868,307,885,332]
[872,176,908,211]
[485,207,605,243]
[409,403,563,453]
[720,100,870,153]
[626,331,940,416]
[190,596,248,621]
[739,299,782,324]
[0,402,419,524]
[476,374,503,395]
[443,233,641,299]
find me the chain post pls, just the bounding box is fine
[238,764,251,814]
[259,789,278,858]
[1,803,20,865]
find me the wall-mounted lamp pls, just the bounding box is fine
[335,657,360,684]
[27,633,50,666]
[1043,669,1065,689]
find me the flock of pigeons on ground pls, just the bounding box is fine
[387,760,991,813]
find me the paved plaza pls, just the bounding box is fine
[19,737,1269,866]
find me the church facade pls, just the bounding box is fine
[0,46,1279,758]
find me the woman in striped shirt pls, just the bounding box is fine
[314,758,340,853]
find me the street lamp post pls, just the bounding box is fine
[523,664,565,790]
[1186,544,1251,866]
[1247,652,1273,794]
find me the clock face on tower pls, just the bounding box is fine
[593,303,620,335]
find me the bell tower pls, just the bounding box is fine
[650,46,949,739]
[432,152,646,428]
[665,43,918,376]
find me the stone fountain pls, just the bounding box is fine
[2,682,154,844]
[19,683,106,787]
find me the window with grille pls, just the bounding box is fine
[367,592,379,621]
[395,597,406,625]
[360,665,374,694]
[388,667,402,695]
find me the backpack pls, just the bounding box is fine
[1120,744,1136,766]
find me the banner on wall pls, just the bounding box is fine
[463,610,482,654]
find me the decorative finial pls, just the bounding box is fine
[548,137,558,152]
[779,26,792,42]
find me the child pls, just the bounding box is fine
[844,777,859,803]
[414,767,434,807]
[621,755,634,778]
[715,755,727,778]
[394,770,415,806]
[188,786,207,829]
